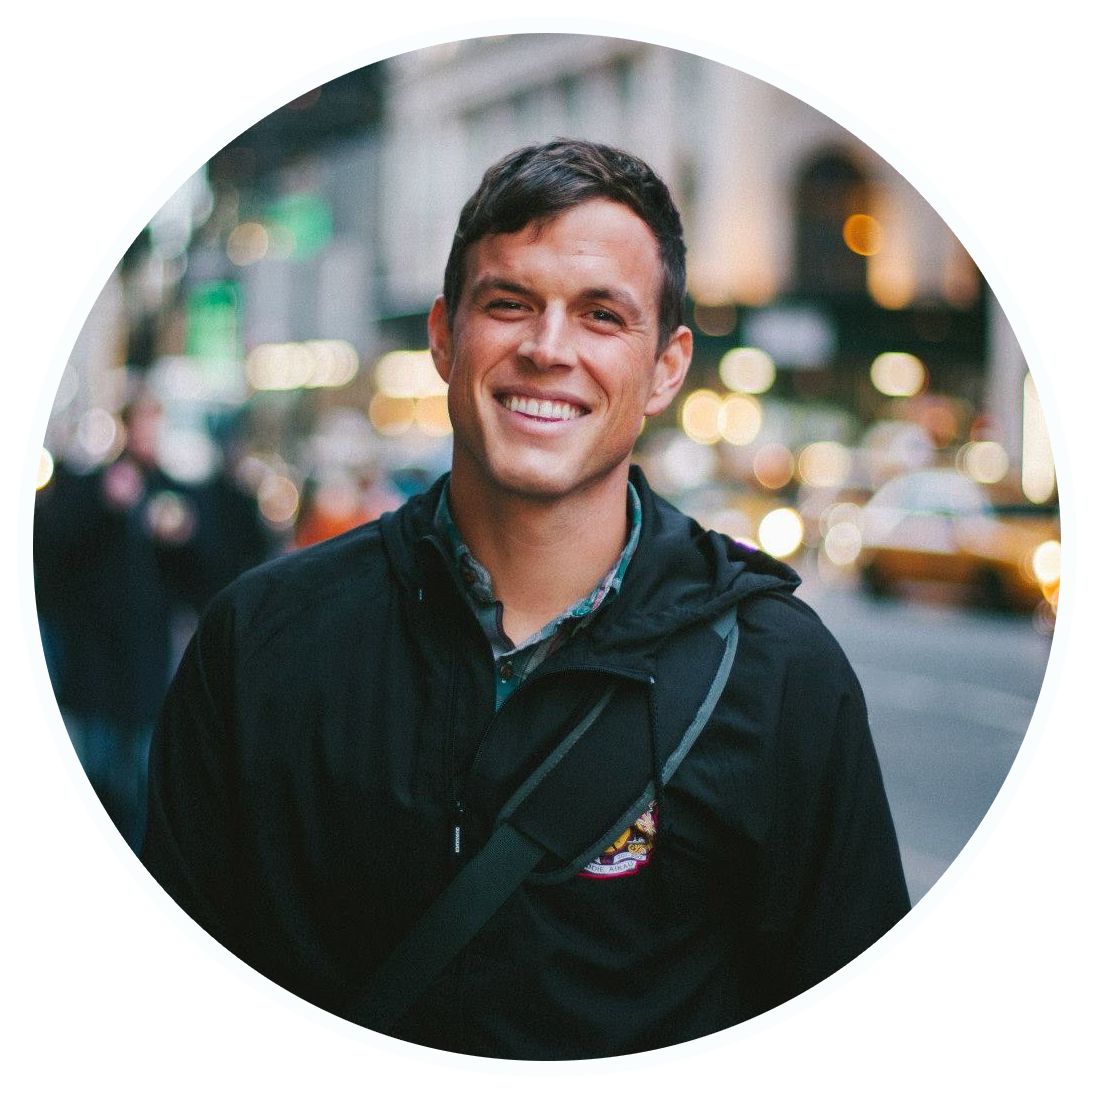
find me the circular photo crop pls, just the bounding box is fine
[32,32,1061,1060]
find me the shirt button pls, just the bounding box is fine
[460,567,477,586]
[499,661,514,682]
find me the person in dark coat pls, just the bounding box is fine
[35,392,272,851]
[142,140,909,1057]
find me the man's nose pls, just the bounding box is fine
[517,308,576,370]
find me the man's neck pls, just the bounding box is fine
[446,465,632,647]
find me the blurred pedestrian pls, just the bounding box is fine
[35,389,276,851]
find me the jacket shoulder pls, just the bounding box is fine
[727,590,872,762]
[737,588,853,673]
[202,519,395,650]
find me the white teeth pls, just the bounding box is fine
[501,395,583,420]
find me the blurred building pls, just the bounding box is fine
[41,33,1055,543]
[378,34,1037,468]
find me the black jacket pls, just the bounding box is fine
[142,467,909,1059]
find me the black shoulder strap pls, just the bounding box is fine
[346,605,740,1034]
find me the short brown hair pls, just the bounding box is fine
[443,139,686,352]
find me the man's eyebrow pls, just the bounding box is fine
[468,277,533,299]
[469,277,642,315]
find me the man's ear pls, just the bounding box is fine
[428,296,453,384]
[644,326,692,418]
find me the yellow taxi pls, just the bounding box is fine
[854,469,1060,620]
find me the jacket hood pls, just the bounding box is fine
[379,466,799,660]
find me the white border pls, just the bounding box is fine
[4,4,1089,1097]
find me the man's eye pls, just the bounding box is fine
[589,308,624,326]
[487,299,526,312]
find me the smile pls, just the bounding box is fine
[498,394,588,421]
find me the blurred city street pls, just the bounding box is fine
[798,560,1051,905]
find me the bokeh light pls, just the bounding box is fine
[718,394,763,446]
[257,474,300,527]
[158,428,219,484]
[843,213,882,256]
[369,393,416,435]
[145,490,195,542]
[867,262,915,310]
[752,443,796,490]
[307,340,360,388]
[375,349,446,399]
[1022,373,1055,504]
[957,440,1009,484]
[246,340,359,391]
[823,521,863,566]
[870,352,926,397]
[227,222,270,266]
[680,389,723,445]
[718,347,776,394]
[37,447,55,491]
[1031,540,1061,587]
[77,408,123,464]
[415,393,453,436]
[758,507,804,558]
[247,343,309,391]
[798,441,852,488]
[821,501,863,536]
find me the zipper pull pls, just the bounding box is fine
[451,798,465,857]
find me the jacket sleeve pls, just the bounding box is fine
[140,593,247,957]
[749,653,910,1013]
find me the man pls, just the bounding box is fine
[142,139,909,1059]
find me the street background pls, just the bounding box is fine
[17,15,1075,1075]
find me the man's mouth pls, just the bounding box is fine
[498,394,588,421]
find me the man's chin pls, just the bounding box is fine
[487,468,579,503]
[473,456,632,508]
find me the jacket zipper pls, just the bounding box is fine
[451,797,464,856]
[419,533,651,860]
[417,533,655,1047]
[417,535,497,866]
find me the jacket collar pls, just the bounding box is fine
[379,465,799,660]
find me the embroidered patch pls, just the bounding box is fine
[579,802,658,879]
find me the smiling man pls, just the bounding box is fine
[430,190,690,647]
[142,140,910,1059]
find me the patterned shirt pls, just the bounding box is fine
[435,481,642,708]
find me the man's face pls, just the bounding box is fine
[429,198,691,507]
